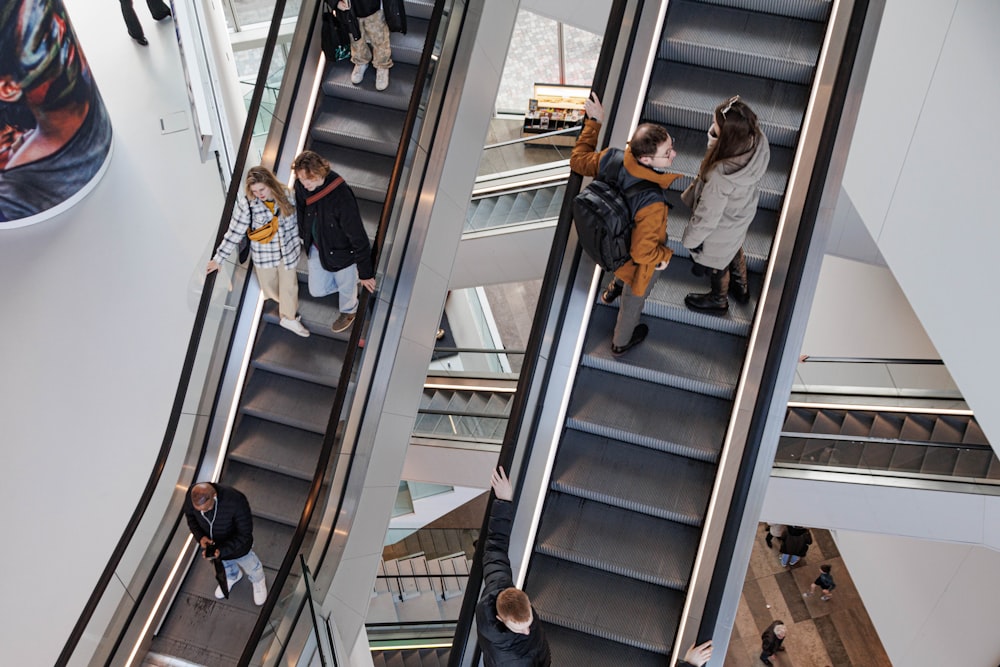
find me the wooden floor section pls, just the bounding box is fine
[724,525,892,667]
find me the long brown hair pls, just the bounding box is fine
[698,96,762,181]
[245,165,294,217]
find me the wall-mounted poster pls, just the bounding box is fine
[0,0,112,228]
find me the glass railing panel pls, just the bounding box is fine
[793,358,961,399]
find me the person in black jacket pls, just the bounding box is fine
[118,0,172,46]
[779,525,812,567]
[183,482,268,605]
[759,620,786,665]
[476,467,551,666]
[292,150,376,333]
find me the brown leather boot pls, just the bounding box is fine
[685,268,729,314]
[728,248,749,303]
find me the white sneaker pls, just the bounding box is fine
[252,578,268,606]
[351,63,368,84]
[215,570,243,599]
[375,67,389,91]
[280,317,310,337]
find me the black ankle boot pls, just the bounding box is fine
[148,0,172,20]
[685,269,729,314]
[728,248,750,304]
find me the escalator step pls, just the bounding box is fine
[308,141,394,204]
[646,60,810,148]
[545,186,565,217]
[826,439,865,468]
[567,367,730,463]
[552,430,715,527]
[644,257,759,337]
[900,414,935,441]
[389,16,431,66]
[467,197,496,230]
[962,419,989,445]
[953,448,994,479]
[312,98,405,157]
[987,456,1000,481]
[223,461,311,527]
[665,190,776,273]
[812,409,845,434]
[798,438,833,465]
[543,623,665,667]
[661,0,824,85]
[250,517,297,569]
[535,492,700,590]
[229,416,323,480]
[870,412,904,439]
[252,323,348,388]
[929,415,965,443]
[404,0,435,21]
[887,444,927,473]
[783,407,817,433]
[241,370,336,434]
[583,306,745,400]
[921,446,960,476]
[775,436,806,463]
[859,441,895,470]
[322,59,419,112]
[841,411,876,437]
[695,0,833,22]
[526,555,683,655]
[504,190,535,225]
[275,292,350,341]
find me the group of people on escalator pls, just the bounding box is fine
[207,150,376,337]
[572,92,770,356]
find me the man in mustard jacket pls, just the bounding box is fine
[570,94,681,355]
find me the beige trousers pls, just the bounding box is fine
[351,10,393,70]
[255,264,300,321]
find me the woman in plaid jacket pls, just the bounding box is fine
[207,166,310,337]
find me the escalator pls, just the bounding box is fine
[465,182,566,234]
[447,1,868,664]
[139,1,442,664]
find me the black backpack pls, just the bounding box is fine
[572,150,664,272]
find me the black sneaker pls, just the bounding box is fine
[601,279,623,304]
[611,324,648,356]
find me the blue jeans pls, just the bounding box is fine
[781,553,800,567]
[223,549,265,584]
[308,246,359,314]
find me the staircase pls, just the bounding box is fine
[777,405,1000,481]
[464,183,565,233]
[519,1,833,664]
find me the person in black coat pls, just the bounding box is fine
[759,620,786,665]
[475,467,551,666]
[183,482,268,605]
[292,150,376,334]
[779,525,812,567]
[118,0,171,46]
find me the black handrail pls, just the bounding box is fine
[55,1,291,662]
[800,356,944,365]
[446,2,634,664]
[238,0,451,663]
[695,0,873,646]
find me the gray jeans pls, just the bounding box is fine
[612,277,655,347]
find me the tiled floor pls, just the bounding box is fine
[726,525,891,667]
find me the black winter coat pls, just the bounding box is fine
[761,620,785,655]
[780,526,812,558]
[475,499,551,666]
[183,484,255,561]
[295,171,374,279]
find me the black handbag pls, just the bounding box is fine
[321,10,351,61]
[382,0,407,34]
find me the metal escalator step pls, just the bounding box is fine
[543,623,666,667]
[405,0,435,21]
[583,307,744,400]
[528,186,554,215]
[229,416,323,480]
[536,492,700,590]
[308,141,393,204]
[900,414,935,441]
[693,0,832,22]
[222,461,310,527]
[403,649,423,667]
[275,292,349,342]
[241,370,336,434]
[552,430,715,527]
[783,407,817,433]
[546,186,566,217]
[322,59,418,112]
[252,324,348,388]
[930,415,965,443]
[643,257,758,337]
[962,419,989,445]
[812,409,845,434]
[888,444,927,473]
[487,193,514,225]
[389,17,430,66]
[798,438,833,464]
[466,197,496,230]
[841,411,876,437]
[526,555,683,655]
[921,447,959,476]
[662,1,824,84]
[250,517,297,568]
[870,412,904,439]
[826,440,865,468]
[646,61,810,148]
[665,188,776,274]
[504,190,535,225]
[775,436,805,462]
[664,126,792,211]
[568,367,730,463]
[311,98,405,157]
[953,448,994,478]
[987,456,1000,481]
[859,441,894,470]
[370,650,388,667]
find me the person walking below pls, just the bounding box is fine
[208,166,310,337]
[183,482,268,605]
[803,563,837,601]
[570,93,682,356]
[779,525,812,567]
[118,0,171,46]
[759,620,787,665]
[338,0,393,91]
[765,523,786,549]
[292,150,376,333]
[681,95,770,315]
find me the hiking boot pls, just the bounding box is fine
[215,570,243,599]
[351,63,368,84]
[375,68,389,91]
[611,324,648,356]
[331,312,356,333]
[252,578,268,606]
[601,279,623,304]
[279,317,310,337]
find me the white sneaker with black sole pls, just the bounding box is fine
[215,570,243,599]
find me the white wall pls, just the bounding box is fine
[836,530,1000,667]
[0,2,224,663]
[842,0,1000,440]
